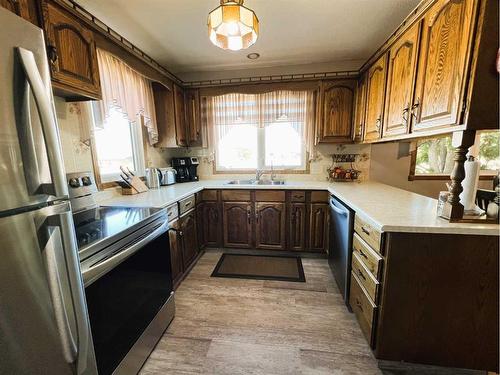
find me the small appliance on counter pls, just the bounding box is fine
[158,167,177,186]
[172,157,199,182]
[146,167,161,189]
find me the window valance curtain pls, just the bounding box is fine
[206,90,317,160]
[96,48,158,145]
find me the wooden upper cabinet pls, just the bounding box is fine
[1,0,38,24]
[364,54,387,141]
[173,84,188,147]
[185,89,202,147]
[223,202,252,248]
[412,0,474,132]
[255,202,286,250]
[289,203,306,251]
[318,80,356,143]
[309,203,329,251]
[354,73,368,143]
[383,21,421,138]
[41,1,101,100]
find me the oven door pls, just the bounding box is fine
[83,218,174,375]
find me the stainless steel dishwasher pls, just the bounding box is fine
[328,195,354,306]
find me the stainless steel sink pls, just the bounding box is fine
[225,179,256,185]
[225,179,285,185]
[255,179,285,185]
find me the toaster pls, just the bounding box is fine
[158,168,176,186]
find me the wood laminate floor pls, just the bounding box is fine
[140,250,382,375]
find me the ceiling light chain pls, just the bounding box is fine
[208,0,259,51]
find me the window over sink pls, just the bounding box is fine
[208,90,315,173]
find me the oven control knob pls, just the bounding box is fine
[69,178,81,188]
[81,176,92,186]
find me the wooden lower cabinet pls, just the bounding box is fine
[308,203,329,251]
[203,201,222,247]
[255,202,286,250]
[168,219,184,288]
[179,210,198,270]
[223,202,252,248]
[196,202,205,249]
[289,203,306,251]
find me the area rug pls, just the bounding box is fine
[211,253,306,282]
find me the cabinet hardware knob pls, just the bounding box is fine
[356,298,364,312]
[411,97,421,120]
[247,210,251,224]
[358,249,368,259]
[361,226,371,235]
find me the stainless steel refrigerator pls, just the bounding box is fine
[0,8,97,375]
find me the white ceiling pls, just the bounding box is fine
[76,0,421,82]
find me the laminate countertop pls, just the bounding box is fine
[99,180,499,236]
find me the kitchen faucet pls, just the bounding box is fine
[255,169,264,181]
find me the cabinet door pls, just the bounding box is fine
[204,202,221,247]
[354,73,368,143]
[309,203,329,252]
[364,54,388,141]
[383,22,421,138]
[318,80,356,143]
[196,202,206,249]
[173,84,187,147]
[255,202,286,250]
[412,0,474,132]
[1,0,37,23]
[180,210,198,270]
[42,1,101,100]
[289,203,306,251]
[168,219,184,288]
[185,89,202,147]
[223,202,252,248]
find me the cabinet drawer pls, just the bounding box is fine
[354,215,382,254]
[290,191,306,202]
[310,191,329,202]
[178,195,196,215]
[352,252,380,303]
[221,190,251,201]
[353,233,383,279]
[349,273,377,347]
[166,203,179,221]
[202,189,218,201]
[255,190,285,202]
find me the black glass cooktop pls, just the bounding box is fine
[73,206,161,251]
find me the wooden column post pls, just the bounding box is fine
[440,130,476,221]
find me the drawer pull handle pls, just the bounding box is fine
[361,226,371,235]
[355,298,363,312]
[357,248,368,259]
[357,269,366,280]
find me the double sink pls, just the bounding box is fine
[226,179,286,186]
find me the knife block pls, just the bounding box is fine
[121,187,139,195]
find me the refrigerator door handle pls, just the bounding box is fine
[17,47,68,199]
[36,202,92,374]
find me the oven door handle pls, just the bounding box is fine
[82,220,169,285]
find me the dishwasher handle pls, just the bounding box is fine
[329,198,348,217]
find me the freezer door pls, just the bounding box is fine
[0,8,68,213]
[0,202,97,375]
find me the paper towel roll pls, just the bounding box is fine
[459,158,481,212]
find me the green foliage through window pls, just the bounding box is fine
[415,131,500,175]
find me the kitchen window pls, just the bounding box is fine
[409,131,500,180]
[91,104,145,183]
[208,90,315,172]
[91,48,158,185]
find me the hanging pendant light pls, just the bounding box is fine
[207,0,259,51]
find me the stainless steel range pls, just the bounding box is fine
[67,172,175,375]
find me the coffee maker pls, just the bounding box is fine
[171,157,199,182]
